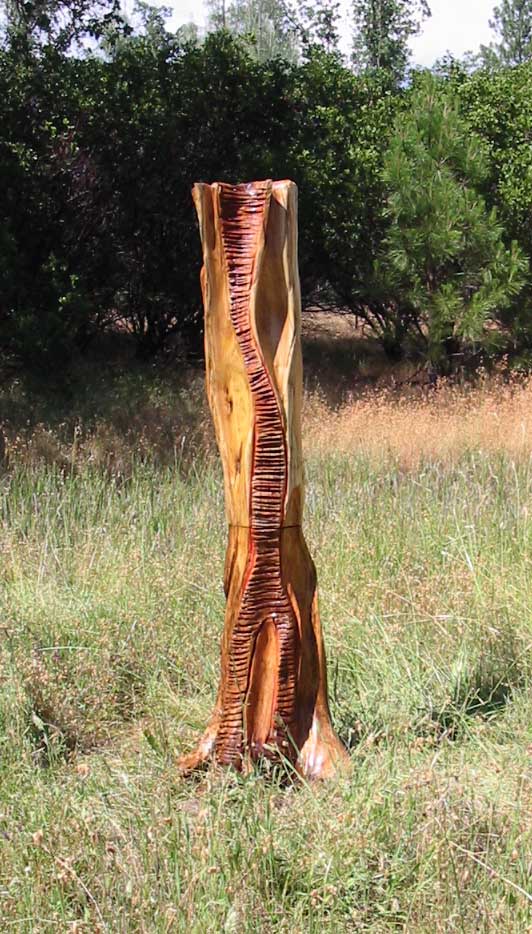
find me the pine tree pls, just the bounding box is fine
[379,75,528,368]
[351,0,430,84]
[481,0,532,66]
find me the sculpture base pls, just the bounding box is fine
[178,525,348,780]
[178,712,349,780]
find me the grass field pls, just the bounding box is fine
[0,349,531,932]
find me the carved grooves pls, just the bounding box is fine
[216,182,300,766]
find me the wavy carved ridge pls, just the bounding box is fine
[216,181,300,766]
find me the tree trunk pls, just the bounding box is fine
[180,179,348,779]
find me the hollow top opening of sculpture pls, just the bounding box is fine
[195,179,295,191]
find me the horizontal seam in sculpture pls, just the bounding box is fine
[229,524,302,530]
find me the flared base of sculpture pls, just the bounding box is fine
[178,528,349,780]
[178,709,348,780]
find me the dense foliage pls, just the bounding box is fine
[1,1,532,373]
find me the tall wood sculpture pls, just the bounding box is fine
[182,179,347,779]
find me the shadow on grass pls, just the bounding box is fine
[0,333,213,475]
[301,312,386,406]
[22,646,149,768]
[422,649,525,741]
[333,635,527,751]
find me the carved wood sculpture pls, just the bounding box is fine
[182,179,348,779]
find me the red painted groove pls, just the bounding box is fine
[215,181,300,766]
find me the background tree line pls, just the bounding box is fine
[1,0,532,374]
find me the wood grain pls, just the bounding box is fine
[181,180,348,778]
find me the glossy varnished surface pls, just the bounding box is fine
[182,180,348,777]
[216,182,299,764]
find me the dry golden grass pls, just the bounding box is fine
[305,374,532,466]
[5,358,532,476]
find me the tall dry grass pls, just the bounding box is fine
[305,375,532,466]
[5,361,532,475]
